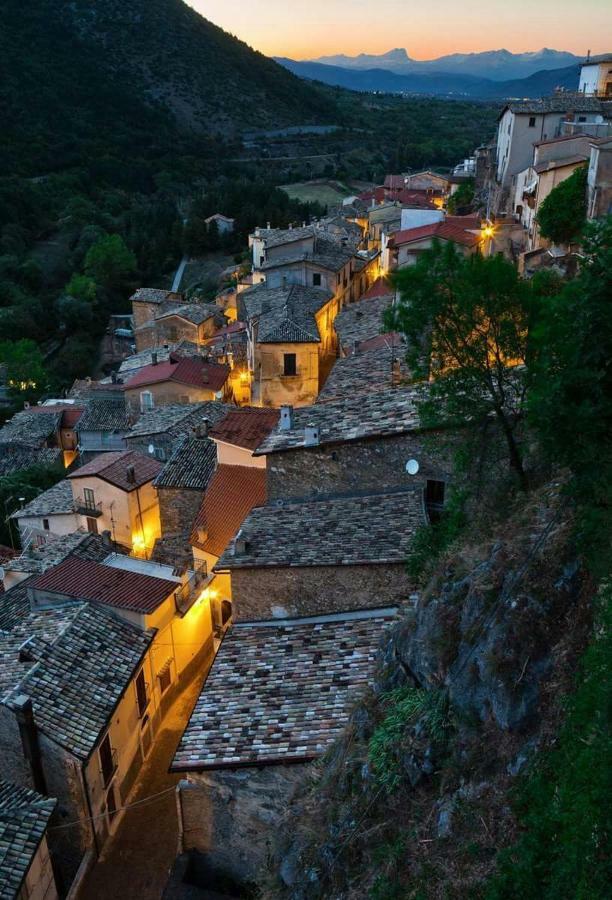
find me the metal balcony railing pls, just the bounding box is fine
[174,561,209,616]
[73,497,103,517]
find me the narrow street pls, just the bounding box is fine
[80,671,206,900]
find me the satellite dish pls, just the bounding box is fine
[148,444,155,455]
[405,459,420,476]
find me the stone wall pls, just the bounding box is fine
[179,765,307,884]
[265,431,455,501]
[230,562,411,621]
[155,486,205,566]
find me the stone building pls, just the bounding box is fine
[130,288,225,353]
[75,395,131,459]
[333,290,394,356]
[171,607,397,886]
[0,781,58,900]
[152,435,218,566]
[254,388,452,504]
[125,401,230,462]
[317,333,408,401]
[208,407,278,468]
[122,354,230,414]
[214,488,425,620]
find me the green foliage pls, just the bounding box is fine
[0,463,64,547]
[536,165,587,245]
[447,178,475,214]
[407,488,467,584]
[84,233,137,292]
[388,243,533,488]
[486,583,611,899]
[65,273,97,302]
[528,217,612,574]
[369,687,448,793]
[0,339,48,400]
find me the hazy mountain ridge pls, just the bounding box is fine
[312,46,582,80]
[275,57,581,99]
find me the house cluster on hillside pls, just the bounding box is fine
[3,53,611,900]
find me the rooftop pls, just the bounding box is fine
[255,385,424,455]
[191,465,267,558]
[0,781,56,899]
[259,237,355,275]
[11,480,74,520]
[502,96,612,116]
[0,409,61,448]
[124,355,229,393]
[117,342,200,375]
[318,337,408,402]
[253,225,315,249]
[3,601,153,759]
[171,607,397,771]
[2,533,114,579]
[126,401,229,439]
[361,277,393,300]
[76,398,131,432]
[389,220,481,249]
[534,154,588,174]
[31,556,177,614]
[155,303,220,327]
[216,487,425,570]
[154,437,217,491]
[333,295,393,350]
[241,284,333,345]
[68,449,162,490]
[209,407,279,451]
[131,288,183,305]
[0,445,63,478]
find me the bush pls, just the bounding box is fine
[536,166,587,245]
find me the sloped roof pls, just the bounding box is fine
[255,385,425,455]
[209,408,279,451]
[333,295,393,351]
[127,401,229,439]
[130,288,183,305]
[191,465,267,558]
[0,410,61,448]
[0,446,63,478]
[31,556,176,614]
[0,781,56,899]
[68,450,162,490]
[11,480,74,520]
[155,303,219,326]
[76,398,130,432]
[171,607,397,771]
[361,277,393,300]
[389,220,480,249]
[154,438,217,491]
[216,487,425,570]
[241,283,333,345]
[124,356,229,392]
[253,225,315,249]
[318,337,408,401]
[2,533,110,580]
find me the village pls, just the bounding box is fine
[0,53,610,900]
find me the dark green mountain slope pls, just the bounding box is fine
[0,0,335,175]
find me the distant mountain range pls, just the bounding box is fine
[274,57,582,100]
[312,47,582,81]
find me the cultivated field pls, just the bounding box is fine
[280,179,362,207]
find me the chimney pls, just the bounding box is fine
[111,370,118,384]
[288,222,293,230]
[279,405,294,430]
[195,418,210,439]
[12,695,47,795]
[126,464,136,484]
[353,339,361,355]
[23,401,30,410]
[392,357,402,387]
[101,529,113,549]
[232,531,248,556]
[151,351,158,366]
[266,221,271,230]
[304,423,320,447]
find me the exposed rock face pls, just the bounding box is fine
[265,482,589,899]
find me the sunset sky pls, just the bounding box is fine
[188,0,610,60]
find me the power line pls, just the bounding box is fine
[49,784,177,831]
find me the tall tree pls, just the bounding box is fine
[536,165,587,246]
[387,242,532,489]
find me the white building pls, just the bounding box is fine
[579,55,612,98]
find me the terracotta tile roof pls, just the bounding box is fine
[389,220,480,248]
[209,408,279,451]
[154,437,217,490]
[357,186,386,203]
[31,556,177,614]
[191,465,267,558]
[361,277,393,300]
[393,189,437,207]
[0,781,56,898]
[68,449,162,490]
[171,607,397,771]
[216,487,425,570]
[255,385,426,455]
[124,355,229,392]
[384,174,406,190]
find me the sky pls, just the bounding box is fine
[188,0,611,60]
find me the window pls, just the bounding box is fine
[86,517,98,535]
[135,669,148,718]
[425,480,446,523]
[140,391,154,412]
[283,353,297,376]
[312,272,322,286]
[83,487,96,510]
[42,518,50,531]
[158,666,172,695]
[99,733,116,787]
[528,116,536,127]
[578,116,587,123]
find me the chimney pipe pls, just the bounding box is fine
[101,529,113,549]
[126,464,136,484]
[12,695,47,795]
[151,351,158,366]
[392,357,402,387]
[195,418,210,439]
[303,423,320,447]
[279,405,294,430]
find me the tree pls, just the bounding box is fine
[536,165,587,246]
[387,242,533,489]
[0,462,64,548]
[65,273,97,302]
[84,233,136,292]
[0,338,47,399]
[528,216,612,572]
[447,178,475,215]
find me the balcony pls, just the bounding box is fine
[174,561,209,616]
[100,747,118,788]
[73,497,103,517]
